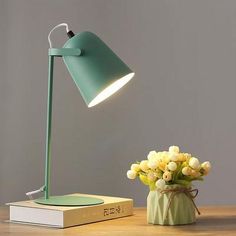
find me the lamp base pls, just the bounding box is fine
[35,195,104,206]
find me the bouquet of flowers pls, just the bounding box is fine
[127,146,211,225]
[127,145,211,190]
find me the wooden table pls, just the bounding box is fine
[1,206,236,236]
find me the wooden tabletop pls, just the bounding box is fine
[1,206,236,236]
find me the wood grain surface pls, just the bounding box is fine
[1,206,236,236]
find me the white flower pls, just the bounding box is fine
[163,171,172,181]
[127,170,137,179]
[131,164,140,172]
[147,159,159,170]
[155,179,166,189]
[156,152,163,158]
[162,151,169,156]
[167,162,177,171]
[189,157,200,170]
[147,150,158,160]
[163,154,170,163]
[201,161,211,172]
[169,146,180,153]
[182,167,191,176]
[140,160,149,172]
[169,152,179,161]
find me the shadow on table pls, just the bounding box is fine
[176,216,236,233]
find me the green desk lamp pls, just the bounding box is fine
[26,23,134,206]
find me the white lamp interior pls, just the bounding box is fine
[88,72,135,108]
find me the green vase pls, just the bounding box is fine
[147,184,196,225]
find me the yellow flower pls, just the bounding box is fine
[201,161,211,176]
[163,171,172,181]
[156,152,163,158]
[127,147,210,188]
[158,161,166,172]
[131,164,140,172]
[190,169,201,178]
[178,153,186,162]
[202,169,209,176]
[163,155,170,164]
[169,145,180,153]
[201,161,211,172]
[158,151,165,157]
[147,171,157,182]
[184,153,191,161]
[182,166,191,176]
[169,152,179,161]
[140,160,149,172]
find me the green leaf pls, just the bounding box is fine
[139,174,157,190]
[156,170,163,179]
[175,179,191,187]
[175,163,184,180]
[184,176,193,181]
[139,174,149,185]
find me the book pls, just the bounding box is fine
[7,193,133,228]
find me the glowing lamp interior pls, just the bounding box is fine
[88,72,135,108]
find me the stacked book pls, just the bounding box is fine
[7,193,133,228]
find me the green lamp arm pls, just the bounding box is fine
[48,48,82,57]
[44,54,54,199]
[44,48,82,199]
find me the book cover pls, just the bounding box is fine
[7,193,133,228]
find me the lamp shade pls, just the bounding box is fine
[63,31,134,107]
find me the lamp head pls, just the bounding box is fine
[62,31,134,107]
